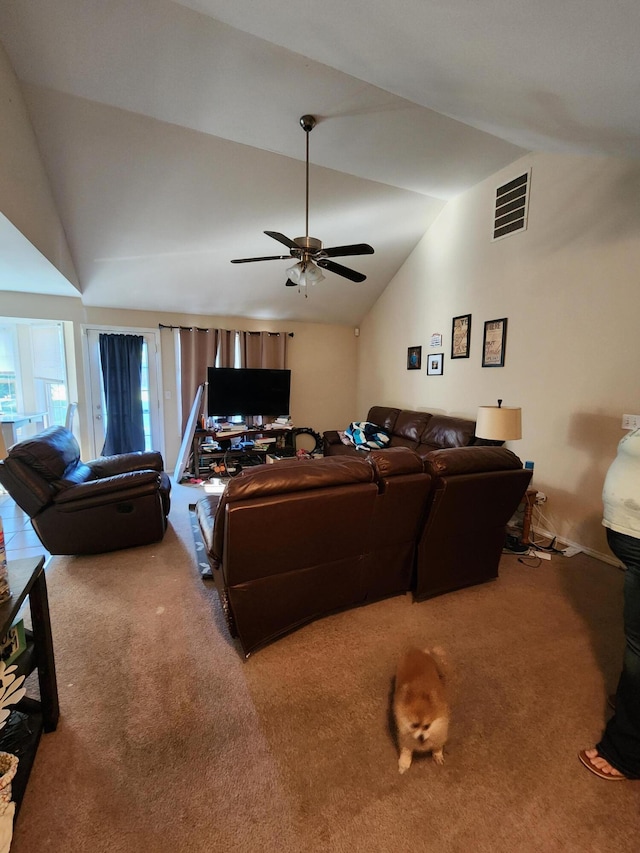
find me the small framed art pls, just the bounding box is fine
[451,314,471,359]
[427,353,444,375]
[407,346,422,370]
[482,318,508,367]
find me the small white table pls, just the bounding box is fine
[0,412,49,448]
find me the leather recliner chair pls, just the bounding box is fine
[0,426,171,555]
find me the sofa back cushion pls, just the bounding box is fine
[227,455,374,501]
[367,406,401,433]
[212,456,375,561]
[389,410,433,449]
[418,414,476,454]
[8,425,81,481]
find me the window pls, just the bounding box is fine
[0,319,69,427]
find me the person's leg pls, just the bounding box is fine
[591,529,640,778]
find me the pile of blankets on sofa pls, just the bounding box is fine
[342,421,390,451]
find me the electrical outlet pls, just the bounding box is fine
[622,414,640,429]
[535,491,547,503]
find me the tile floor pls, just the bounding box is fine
[0,491,50,563]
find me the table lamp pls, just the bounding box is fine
[476,399,522,441]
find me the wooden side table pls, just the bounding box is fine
[0,556,59,814]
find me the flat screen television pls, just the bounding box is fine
[207,367,291,417]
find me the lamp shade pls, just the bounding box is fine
[476,405,522,441]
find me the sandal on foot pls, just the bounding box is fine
[578,749,627,780]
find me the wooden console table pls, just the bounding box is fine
[0,556,59,815]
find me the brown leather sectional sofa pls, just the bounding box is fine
[196,439,531,656]
[323,405,489,459]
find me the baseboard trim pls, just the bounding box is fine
[533,525,622,568]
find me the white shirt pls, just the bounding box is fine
[603,428,640,537]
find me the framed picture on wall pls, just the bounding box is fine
[407,346,422,370]
[427,353,444,375]
[451,314,472,359]
[482,318,508,367]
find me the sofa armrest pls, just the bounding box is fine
[423,446,523,477]
[322,430,343,447]
[87,451,164,478]
[53,469,162,509]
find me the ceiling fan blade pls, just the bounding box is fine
[230,254,291,264]
[317,259,366,283]
[321,243,375,258]
[264,231,299,250]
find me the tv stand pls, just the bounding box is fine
[190,427,294,478]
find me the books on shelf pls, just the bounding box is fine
[253,437,277,449]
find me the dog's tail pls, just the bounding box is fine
[425,646,448,683]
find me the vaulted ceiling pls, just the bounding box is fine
[1,0,639,325]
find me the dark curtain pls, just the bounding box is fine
[99,333,145,455]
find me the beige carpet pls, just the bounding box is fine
[10,481,638,852]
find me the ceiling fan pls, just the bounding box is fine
[231,115,374,287]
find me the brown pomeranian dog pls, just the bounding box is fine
[393,647,449,774]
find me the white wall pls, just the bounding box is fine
[0,42,78,287]
[358,151,640,560]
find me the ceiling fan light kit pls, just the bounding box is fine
[231,115,374,292]
[286,261,325,287]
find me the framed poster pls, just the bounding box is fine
[451,314,471,359]
[427,353,444,375]
[482,318,508,367]
[407,346,422,370]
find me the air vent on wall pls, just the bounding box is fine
[492,170,530,240]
